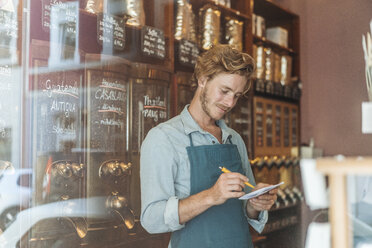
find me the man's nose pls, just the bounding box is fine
[224,95,235,108]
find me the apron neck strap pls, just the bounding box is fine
[188,133,194,147]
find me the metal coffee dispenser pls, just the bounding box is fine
[28,40,87,245]
[129,62,171,232]
[32,63,84,205]
[85,54,134,244]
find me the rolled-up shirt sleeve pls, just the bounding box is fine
[140,127,185,234]
[244,202,268,233]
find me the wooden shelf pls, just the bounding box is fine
[253,0,298,21]
[253,34,295,55]
[189,0,250,20]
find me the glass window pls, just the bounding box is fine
[0,0,256,247]
[0,0,176,246]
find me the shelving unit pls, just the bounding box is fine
[249,1,302,247]
[253,0,300,80]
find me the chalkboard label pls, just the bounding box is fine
[132,83,168,152]
[141,26,166,60]
[35,65,82,153]
[87,70,127,153]
[178,39,199,67]
[97,13,126,51]
[0,9,18,47]
[42,0,78,34]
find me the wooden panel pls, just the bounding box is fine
[253,97,299,157]
[253,97,264,156]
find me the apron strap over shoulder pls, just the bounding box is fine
[188,133,194,147]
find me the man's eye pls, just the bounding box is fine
[221,89,228,94]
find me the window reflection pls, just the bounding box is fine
[349,176,372,247]
[2,0,173,247]
[0,169,31,231]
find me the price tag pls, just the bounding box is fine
[97,13,126,51]
[88,70,128,152]
[35,66,81,152]
[178,39,199,67]
[141,26,166,60]
[42,0,78,34]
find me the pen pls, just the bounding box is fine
[219,166,255,189]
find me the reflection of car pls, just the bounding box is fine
[0,169,32,231]
[0,197,101,248]
[0,197,136,248]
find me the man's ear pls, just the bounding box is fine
[198,77,207,88]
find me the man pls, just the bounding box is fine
[140,44,277,248]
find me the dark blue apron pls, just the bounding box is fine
[170,134,253,248]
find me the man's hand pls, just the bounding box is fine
[179,172,250,224]
[247,183,278,214]
[207,172,249,205]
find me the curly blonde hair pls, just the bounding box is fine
[191,44,256,93]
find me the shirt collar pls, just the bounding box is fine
[180,104,231,136]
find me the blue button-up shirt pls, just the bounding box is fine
[140,105,268,242]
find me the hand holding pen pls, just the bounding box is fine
[207,166,250,205]
[219,166,255,189]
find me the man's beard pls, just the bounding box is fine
[200,85,229,121]
[200,85,215,120]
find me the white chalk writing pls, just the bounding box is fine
[50,100,76,117]
[44,79,79,98]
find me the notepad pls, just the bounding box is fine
[239,182,284,200]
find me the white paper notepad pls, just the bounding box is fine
[239,182,284,200]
